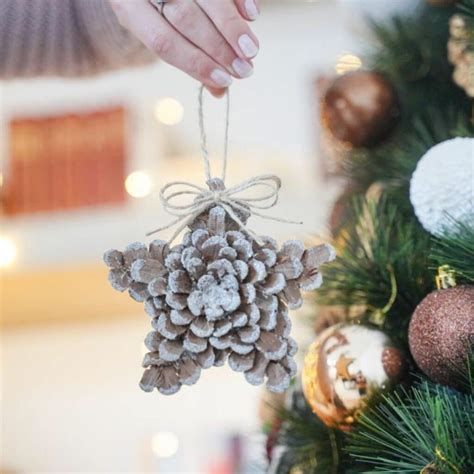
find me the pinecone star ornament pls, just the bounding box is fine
[104,189,335,395]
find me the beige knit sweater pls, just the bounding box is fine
[0,0,155,78]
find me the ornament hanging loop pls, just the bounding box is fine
[147,86,303,243]
[369,264,398,326]
[198,85,230,184]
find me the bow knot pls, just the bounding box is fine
[146,86,302,244]
[147,174,301,244]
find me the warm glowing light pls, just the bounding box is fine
[0,172,3,188]
[154,97,184,126]
[0,237,17,268]
[125,171,152,198]
[335,54,363,75]
[151,432,179,458]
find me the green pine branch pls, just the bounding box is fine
[347,378,474,473]
[274,392,349,474]
[458,0,474,24]
[290,4,474,473]
[461,345,474,394]
[340,109,473,201]
[430,218,474,284]
[367,7,469,114]
[316,198,433,345]
[369,12,448,82]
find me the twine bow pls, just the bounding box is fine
[147,86,302,244]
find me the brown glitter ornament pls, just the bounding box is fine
[408,286,474,389]
[321,71,400,148]
[302,323,406,431]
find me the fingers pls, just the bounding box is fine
[163,0,253,78]
[234,0,260,21]
[110,0,233,90]
[196,0,260,59]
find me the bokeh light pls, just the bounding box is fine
[154,97,184,126]
[125,171,152,198]
[151,431,179,458]
[0,237,17,268]
[335,54,363,75]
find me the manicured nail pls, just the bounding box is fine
[232,58,253,78]
[245,0,259,20]
[238,34,259,58]
[210,69,233,87]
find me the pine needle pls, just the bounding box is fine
[347,379,474,473]
[274,392,350,474]
[430,218,474,284]
[316,198,433,346]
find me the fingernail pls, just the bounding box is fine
[210,69,233,87]
[245,0,259,20]
[232,58,253,78]
[238,34,259,58]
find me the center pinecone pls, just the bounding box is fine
[104,203,335,395]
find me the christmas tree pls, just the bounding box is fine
[265,1,474,472]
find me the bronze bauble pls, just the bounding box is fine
[322,71,400,148]
[302,323,405,431]
[408,286,474,389]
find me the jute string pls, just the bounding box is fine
[147,86,302,244]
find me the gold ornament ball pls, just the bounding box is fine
[302,323,405,431]
[322,71,400,148]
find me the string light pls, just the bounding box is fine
[154,97,184,126]
[0,237,17,268]
[335,54,363,75]
[151,432,179,458]
[125,171,152,198]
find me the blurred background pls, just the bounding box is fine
[1,1,417,472]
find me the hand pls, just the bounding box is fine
[109,0,260,97]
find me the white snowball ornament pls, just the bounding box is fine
[410,138,474,236]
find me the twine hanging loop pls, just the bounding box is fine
[148,86,302,243]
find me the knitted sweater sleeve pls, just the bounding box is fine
[0,0,155,78]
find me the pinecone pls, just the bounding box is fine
[104,202,335,395]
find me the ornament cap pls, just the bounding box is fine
[435,265,457,289]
